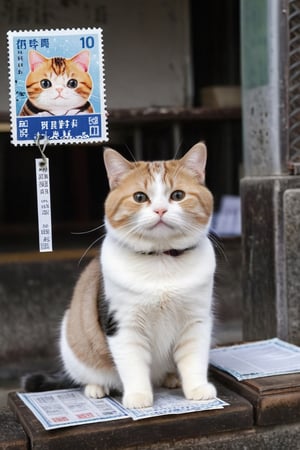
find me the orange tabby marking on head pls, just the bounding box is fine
[105,156,213,230]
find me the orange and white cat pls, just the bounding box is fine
[24,142,216,409]
[20,50,94,116]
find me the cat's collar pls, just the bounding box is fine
[24,99,92,115]
[140,246,196,257]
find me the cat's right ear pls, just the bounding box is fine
[103,148,134,189]
[28,50,47,72]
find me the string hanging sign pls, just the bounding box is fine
[35,133,52,252]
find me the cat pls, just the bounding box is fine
[20,49,94,116]
[23,142,217,409]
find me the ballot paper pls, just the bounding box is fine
[210,338,300,381]
[18,389,126,430]
[113,388,228,421]
[18,388,228,430]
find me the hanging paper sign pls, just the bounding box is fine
[7,28,108,146]
[35,156,53,252]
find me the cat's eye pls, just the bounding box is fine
[40,79,52,89]
[67,79,78,89]
[133,192,149,203]
[170,190,185,201]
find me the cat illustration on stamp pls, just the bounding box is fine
[20,50,94,116]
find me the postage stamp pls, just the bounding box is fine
[7,28,108,146]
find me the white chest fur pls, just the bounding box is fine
[100,234,215,395]
[101,235,215,347]
[101,235,215,303]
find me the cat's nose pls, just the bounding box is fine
[154,208,167,217]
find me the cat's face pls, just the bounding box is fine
[25,50,92,114]
[103,143,213,253]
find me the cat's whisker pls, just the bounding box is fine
[124,144,137,163]
[118,217,210,250]
[78,235,104,266]
[71,223,105,235]
[172,139,184,160]
[208,232,228,262]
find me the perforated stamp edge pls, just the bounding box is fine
[7,28,108,146]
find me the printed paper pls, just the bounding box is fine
[210,338,300,381]
[35,158,53,252]
[18,387,228,430]
[116,388,228,421]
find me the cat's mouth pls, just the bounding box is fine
[150,218,173,230]
[54,93,65,99]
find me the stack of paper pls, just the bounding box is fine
[210,338,300,381]
[18,388,228,430]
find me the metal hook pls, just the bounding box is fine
[35,132,49,166]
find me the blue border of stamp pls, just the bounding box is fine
[7,28,108,146]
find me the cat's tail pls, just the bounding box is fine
[21,370,79,392]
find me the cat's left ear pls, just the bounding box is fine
[71,50,90,72]
[180,142,207,184]
[103,148,134,189]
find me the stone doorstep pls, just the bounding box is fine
[3,411,300,450]
[7,381,253,450]
[0,407,28,450]
[5,374,300,449]
[211,367,300,426]
[0,383,19,409]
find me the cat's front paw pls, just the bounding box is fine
[123,391,153,409]
[84,383,107,399]
[184,382,217,401]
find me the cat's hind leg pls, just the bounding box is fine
[162,372,181,389]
